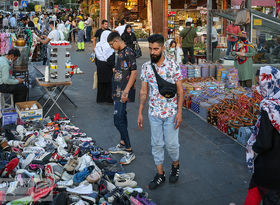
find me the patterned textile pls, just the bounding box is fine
[112,46,137,102]
[246,66,280,173]
[141,57,182,118]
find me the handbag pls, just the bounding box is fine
[151,64,177,99]
[93,71,98,89]
[135,42,142,58]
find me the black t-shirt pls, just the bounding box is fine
[112,46,137,102]
[94,28,110,41]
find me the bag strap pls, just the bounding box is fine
[151,63,162,83]
[182,28,192,39]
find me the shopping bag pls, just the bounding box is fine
[135,43,142,58]
[90,52,95,63]
[93,71,98,89]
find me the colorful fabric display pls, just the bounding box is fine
[187,65,195,79]
[194,65,201,78]
[200,64,209,78]
[180,64,188,79]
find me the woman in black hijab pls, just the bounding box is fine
[121,24,137,51]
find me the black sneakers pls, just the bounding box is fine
[169,164,179,183]
[148,172,165,190]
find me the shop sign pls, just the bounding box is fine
[254,19,262,26]
[35,5,41,12]
[13,1,19,11]
[191,0,198,6]
[22,1,27,8]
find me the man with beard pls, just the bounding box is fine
[107,31,137,165]
[137,34,183,190]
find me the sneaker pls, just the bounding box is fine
[114,172,135,182]
[80,191,98,203]
[61,171,73,181]
[73,166,95,185]
[76,154,95,172]
[135,192,156,205]
[56,179,73,188]
[6,181,19,196]
[148,172,165,190]
[86,166,102,183]
[114,178,137,188]
[169,164,179,183]
[21,153,35,169]
[66,183,93,195]
[120,152,135,165]
[0,158,19,177]
[108,144,126,154]
[104,188,122,203]
[64,156,78,172]
[34,137,46,148]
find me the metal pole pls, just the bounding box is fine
[206,0,213,61]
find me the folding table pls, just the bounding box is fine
[35,78,72,118]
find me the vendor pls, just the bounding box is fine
[39,21,64,45]
[232,31,256,88]
[0,48,27,103]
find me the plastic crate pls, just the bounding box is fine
[2,108,18,126]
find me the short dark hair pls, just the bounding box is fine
[147,34,164,46]
[120,19,125,25]
[101,20,108,25]
[186,22,191,26]
[107,31,122,43]
[8,48,20,57]
[49,21,56,27]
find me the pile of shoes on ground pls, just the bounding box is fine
[0,114,156,205]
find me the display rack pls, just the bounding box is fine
[47,44,72,82]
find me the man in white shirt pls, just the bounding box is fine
[9,14,17,28]
[115,19,127,36]
[3,15,9,28]
[39,21,64,45]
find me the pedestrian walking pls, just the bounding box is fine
[164,39,182,64]
[3,15,8,29]
[224,22,241,59]
[232,31,255,87]
[92,20,110,51]
[121,24,137,51]
[9,14,17,28]
[244,66,280,205]
[76,16,85,52]
[107,31,137,165]
[179,22,197,64]
[84,14,93,42]
[137,34,183,190]
[94,30,114,104]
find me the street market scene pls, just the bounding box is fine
[0,0,280,204]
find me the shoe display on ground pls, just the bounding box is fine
[169,164,179,183]
[120,152,135,165]
[0,115,156,204]
[66,183,93,195]
[108,144,127,154]
[148,172,165,190]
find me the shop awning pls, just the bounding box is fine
[231,0,276,7]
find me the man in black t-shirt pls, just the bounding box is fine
[107,31,137,165]
[92,19,110,51]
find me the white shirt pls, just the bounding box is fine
[115,24,126,36]
[212,27,218,42]
[47,29,64,42]
[3,17,8,27]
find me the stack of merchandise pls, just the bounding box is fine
[226,68,239,88]
[0,114,156,205]
[180,64,188,79]
[187,65,195,79]
[193,65,201,78]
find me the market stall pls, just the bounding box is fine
[180,63,261,146]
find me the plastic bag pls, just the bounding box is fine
[93,71,98,89]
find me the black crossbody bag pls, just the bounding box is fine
[151,64,177,99]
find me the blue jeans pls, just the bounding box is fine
[86,26,92,42]
[114,101,131,149]
[226,40,236,56]
[148,114,180,166]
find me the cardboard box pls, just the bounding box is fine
[16,101,43,121]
